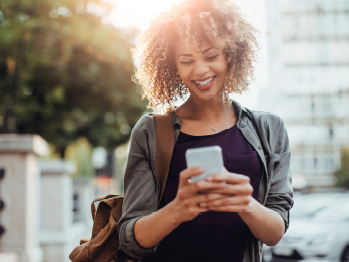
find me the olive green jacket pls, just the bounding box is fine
[117,101,294,262]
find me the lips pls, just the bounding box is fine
[192,76,215,90]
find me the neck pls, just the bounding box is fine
[186,97,230,120]
[175,97,237,135]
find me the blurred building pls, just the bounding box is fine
[261,0,349,190]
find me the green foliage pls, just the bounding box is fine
[65,137,94,178]
[334,148,349,189]
[0,0,146,156]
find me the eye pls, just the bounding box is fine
[206,54,219,61]
[180,61,193,64]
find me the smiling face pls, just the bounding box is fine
[174,39,228,102]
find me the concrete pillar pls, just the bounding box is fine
[39,161,76,262]
[72,179,95,227]
[0,253,19,262]
[0,135,49,262]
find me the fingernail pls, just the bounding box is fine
[200,202,207,207]
[219,181,226,187]
[206,176,213,181]
[198,167,205,172]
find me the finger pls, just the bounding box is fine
[178,194,214,212]
[196,181,228,194]
[195,179,226,192]
[205,195,252,208]
[181,179,226,196]
[185,193,224,207]
[179,167,204,186]
[208,205,251,213]
[176,180,220,200]
[186,180,227,196]
[181,205,210,213]
[202,183,253,196]
[208,173,250,184]
[184,205,211,213]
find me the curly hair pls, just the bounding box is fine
[132,0,260,111]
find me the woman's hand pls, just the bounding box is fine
[198,169,285,246]
[168,166,226,223]
[133,166,224,248]
[198,170,254,212]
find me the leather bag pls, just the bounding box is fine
[69,114,174,262]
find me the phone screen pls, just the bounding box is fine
[185,145,224,182]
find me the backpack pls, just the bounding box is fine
[69,114,174,262]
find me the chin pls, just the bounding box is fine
[192,92,220,102]
[192,88,223,101]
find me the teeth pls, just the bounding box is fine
[194,77,214,86]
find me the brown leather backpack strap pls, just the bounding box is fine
[154,113,175,207]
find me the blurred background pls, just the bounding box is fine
[0,0,348,262]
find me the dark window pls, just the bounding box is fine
[329,127,334,139]
[311,98,315,113]
[314,157,318,169]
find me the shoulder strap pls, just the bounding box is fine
[90,114,174,219]
[154,113,175,206]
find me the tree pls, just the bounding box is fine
[334,148,349,190]
[0,0,146,157]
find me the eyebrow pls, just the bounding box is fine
[177,47,218,58]
[202,47,217,54]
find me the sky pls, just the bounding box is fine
[105,0,268,109]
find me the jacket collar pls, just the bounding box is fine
[233,100,252,120]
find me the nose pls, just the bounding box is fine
[193,59,209,77]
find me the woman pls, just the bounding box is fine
[117,0,293,261]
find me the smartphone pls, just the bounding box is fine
[185,145,224,183]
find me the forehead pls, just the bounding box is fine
[174,39,216,55]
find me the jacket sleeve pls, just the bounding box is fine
[264,116,294,232]
[117,114,160,260]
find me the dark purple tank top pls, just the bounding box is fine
[142,125,262,262]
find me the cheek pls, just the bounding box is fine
[180,73,191,85]
[218,60,228,75]
[177,66,190,82]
